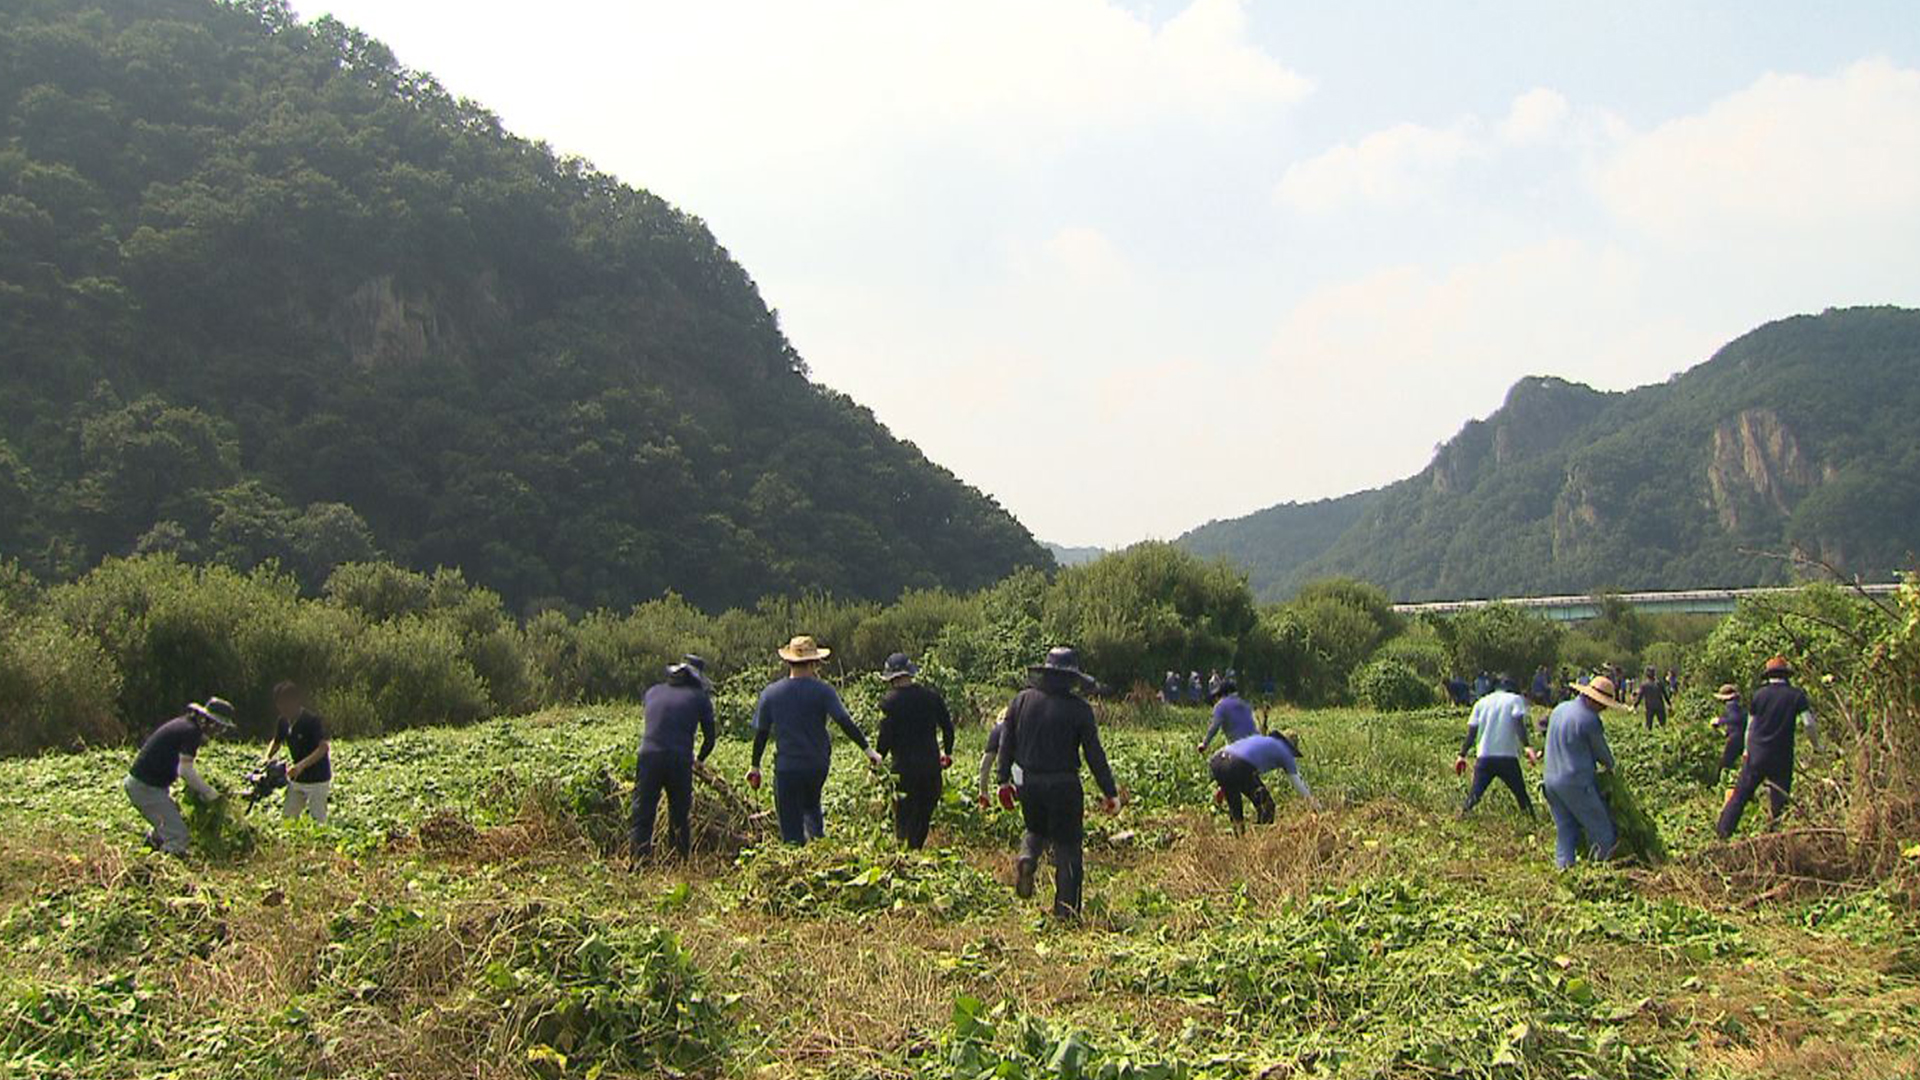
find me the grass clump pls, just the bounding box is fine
[730,841,1005,921]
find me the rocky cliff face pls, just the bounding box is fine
[1706,408,1819,531]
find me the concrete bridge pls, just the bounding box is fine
[1392,584,1901,624]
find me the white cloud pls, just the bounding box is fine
[1597,59,1920,248]
[1500,87,1570,143]
[1274,120,1477,213]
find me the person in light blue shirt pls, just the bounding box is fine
[1208,731,1316,833]
[1541,676,1622,869]
[1455,675,1538,818]
[1196,680,1259,754]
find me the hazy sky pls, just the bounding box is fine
[293,0,1920,547]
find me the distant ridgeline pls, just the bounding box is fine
[0,0,1048,610]
[1181,307,1920,601]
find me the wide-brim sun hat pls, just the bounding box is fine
[778,635,831,664]
[189,697,238,729]
[668,654,712,687]
[1713,684,1740,700]
[1029,646,1096,685]
[880,652,919,681]
[1573,676,1625,711]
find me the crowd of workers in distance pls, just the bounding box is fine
[121,633,1818,916]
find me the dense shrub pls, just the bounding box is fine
[1042,544,1258,686]
[337,619,491,735]
[1374,627,1452,682]
[1442,602,1562,682]
[0,617,124,755]
[1351,657,1437,712]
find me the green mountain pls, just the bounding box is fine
[1180,307,1920,600]
[0,0,1049,611]
[1044,542,1106,568]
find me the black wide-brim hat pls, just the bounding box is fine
[1029,646,1096,685]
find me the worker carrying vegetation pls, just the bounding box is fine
[1711,683,1747,774]
[1716,657,1816,839]
[630,655,717,861]
[994,647,1120,918]
[262,681,331,823]
[873,653,954,850]
[1209,729,1315,832]
[1634,666,1669,730]
[1456,674,1538,819]
[749,636,882,845]
[1541,676,1621,869]
[1196,678,1258,754]
[123,697,237,855]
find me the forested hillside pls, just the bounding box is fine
[1181,307,1920,600]
[0,0,1047,611]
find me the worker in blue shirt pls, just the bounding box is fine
[1541,676,1621,870]
[1716,657,1817,839]
[1208,730,1316,833]
[630,655,718,860]
[1196,679,1259,754]
[748,636,882,845]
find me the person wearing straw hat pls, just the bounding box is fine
[994,647,1120,918]
[629,655,717,861]
[1541,676,1622,870]
[123,698,238,855]
[1710,684,1747,775]
[748,636,881,845]
[1716,657,1816,839]
[874,653,955,850]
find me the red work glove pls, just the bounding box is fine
[1101,795,1120,814]
[976,792,990,810]
[939,754,952,769]
[1214,787,1226,805]
[746,769,762,790]
[1454,757,1468,776]
[997,784,1017,811]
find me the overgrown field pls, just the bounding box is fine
[2,701,1916,1079]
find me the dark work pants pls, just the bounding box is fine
[893,768,941,850]
[1462,756,1534,817]
[630,752,694,859]
[1717,753,1793,838]
[1644,705,1667,731]
[1209,752,1274,825]
[1718,730,1745,773]
[774,767,828,845]
[1017,774,1086,918]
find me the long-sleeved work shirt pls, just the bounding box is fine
[751,675,868,772]
[1542,698,1615,786]
[639,679,717,762]
[1201,694,1259,750]
[993,680,1118,798]
[875,683,954,773]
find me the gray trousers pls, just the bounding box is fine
[124,775,188,854]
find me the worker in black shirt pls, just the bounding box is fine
[874,653,955,849]
[1634,667,1668,730]
[630,655,718,861]
[263,682,332,823]
[124,698,237,855]
[994,647,1120,918]
[1716,656,1817,839]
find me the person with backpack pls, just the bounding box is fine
[1456,674,1538,819]
[124,698,238,855]
[994,647,1120,918]
[1209,728,1315,833]
[1716,657,1817,839]
[874,653,954,850]
[630,655,718,861]
[262,681,332,823]
[1542,676,1622,870]
[1196,677,1258,754]
[748,636,882,845]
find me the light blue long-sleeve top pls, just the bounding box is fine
[1542,697,1615,787]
